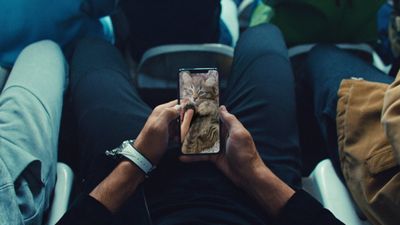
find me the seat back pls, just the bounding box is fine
[289,43,391,73]
[136,44,234,107]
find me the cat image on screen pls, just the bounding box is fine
[180,70,220,154]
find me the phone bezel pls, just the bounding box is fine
[178,68,222,155]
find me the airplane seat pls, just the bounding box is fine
[45,163,74,225]
[105,1,239,107]
[289,43,391,74]
[220,0,240,46]
[99,16,115,45]
[135,44,234,107]
[292,42,390,224]
[302,159,372,225]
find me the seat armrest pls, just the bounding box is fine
[302,159,370,225]
[45,163,74,225]
[99,16,115,44]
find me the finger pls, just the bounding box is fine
[154,99,178,112]
[219,105,243,131]
[181,109,194,141]
[179,155,216,163]
[182,109,194,124]
[180,107,184,120]
[159,107,180,124]
[174,104,182,112]
[220,123,229,142]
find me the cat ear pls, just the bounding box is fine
[182,72,192,83]
[205,76,216,87]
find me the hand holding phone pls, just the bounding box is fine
[178,68,221,154]
[181,109,194,141]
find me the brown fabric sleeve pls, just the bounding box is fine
[382,71,400,165]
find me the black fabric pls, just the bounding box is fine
[223,24,302,187]
[143,24,303,225]
[66,24,303,225]
[277,190,344,225]
[56,195,113,225]
[119,0,221,60]
[57,191,344,225]
[295,44,394,179]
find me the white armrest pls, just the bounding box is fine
[137,44,234,89]
[302,159,370,225]
[140,44,234,66]
[99,16,115,44]
[46,163,74,225]
[288,43,390,74]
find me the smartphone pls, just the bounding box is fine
[178,68,221,155]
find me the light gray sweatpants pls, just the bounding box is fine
[0,40,67,225]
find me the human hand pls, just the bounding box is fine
[180,105,265,188]
[180,106,295,216]
[180,109,194,142]
[134,100,180,165]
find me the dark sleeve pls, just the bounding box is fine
[276,190,345,225]
[56,194,113,225]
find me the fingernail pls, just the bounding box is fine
[220,105,227,111]
[174,104,182,111]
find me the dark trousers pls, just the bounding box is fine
[296,44,394,178]
[70,24,301,224]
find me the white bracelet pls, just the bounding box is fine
[106,140,155,176]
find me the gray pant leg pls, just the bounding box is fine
[0,40,67,225]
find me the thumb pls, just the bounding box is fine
[219,105,236,130]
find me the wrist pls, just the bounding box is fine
[238,159,268,189]
[89,160,144,213]
[243,164,295,216]
[105,140,156,176]
[119,160,146,183]
[133,139,158,165]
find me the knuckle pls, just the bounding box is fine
[153,105,162,113]
[230,129,251,140]
[162,108,172,114]
[162,108,177,118]
[147,122,162,134]
[226,114,237,121]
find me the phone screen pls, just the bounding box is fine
[179,68,220,154]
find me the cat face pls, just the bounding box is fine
[181,71,218,105]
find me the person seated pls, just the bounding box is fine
[254,0,384,47]
[118,0,222,60]
[55,24,343,225]
[0,0,116,69]
[296,44,400,225]
[0,2,116,223]
[0,41,67,225]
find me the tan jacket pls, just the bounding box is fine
[337,77,400,225]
